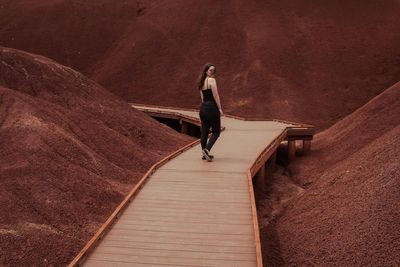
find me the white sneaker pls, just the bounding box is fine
[202,149,213,162]
[202,155,214,160]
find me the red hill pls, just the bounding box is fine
[0,46,195,266]
[1,1,400,131]
[260,81,400,266]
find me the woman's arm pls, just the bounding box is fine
[209,78,223,113]
[199,90,203,102]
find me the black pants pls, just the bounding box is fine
[199,101,221,151]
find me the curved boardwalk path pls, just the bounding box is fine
[72,104,314,267]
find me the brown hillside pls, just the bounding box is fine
[1,1,400,131]
[259,81,400,266]
[0,46,195,266]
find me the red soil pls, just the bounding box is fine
[0,46,196,266]
[258,82,400,266]
[1,1,400,131]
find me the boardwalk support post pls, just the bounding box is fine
[265,151,277,179]
[303,140,311,155]
[270,151,277,172]
[180,120,189,134]
[288,140,296,163]
[189,124,197,136]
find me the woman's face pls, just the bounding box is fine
[206,66,216,77]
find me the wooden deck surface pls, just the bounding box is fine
[82,105,296,267]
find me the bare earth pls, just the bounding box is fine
[258,82,400,266]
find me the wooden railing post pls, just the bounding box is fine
[180,120,189,134]
[303,140,311,155]
[288,140,296,163]
[189,124,197,136]
[269,151,277,172]
[265,151,277,179]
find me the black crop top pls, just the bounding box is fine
[201,78,217,103]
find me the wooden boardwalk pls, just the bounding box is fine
[71,104,314,267]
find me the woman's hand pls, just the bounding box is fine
[219,108,223,115]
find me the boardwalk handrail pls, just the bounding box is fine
[131,106,227,132]
[70,104,315,267]
[131,102,315,128]
[250,129,288,176]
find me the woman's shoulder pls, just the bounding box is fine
[203,77,216,90]
[207,77,216,84]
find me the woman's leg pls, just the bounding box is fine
[199,111,211,150]
[206,111,221,151]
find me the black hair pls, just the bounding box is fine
[197,63,216,90]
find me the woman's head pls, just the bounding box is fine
[197,63,216,90]
[206,64,216,77]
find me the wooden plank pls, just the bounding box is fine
[148,176,248,185]
[100,239,255,253]
[147,172,247,180]
[134,192,250,202]
[111,221,253,235]
[105,229,254,242]
[145,184,247,191]
[87,252,256,266]
[85,260,176,267]
[150,169,246,177]
[115,216,251,226]
[85,257,256,267]
[286,127,315,136]
[91,246,256,261]
[130,197,250,207]
[123,211,246,222]
[120,211,252,222]
[139,185,248,194]
[137,188,250,198]
[104,235,255,247]
[130,196,248,205]
[130,202,250,212]
[122,207,252,217]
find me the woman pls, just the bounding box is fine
[197,63,223,162]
